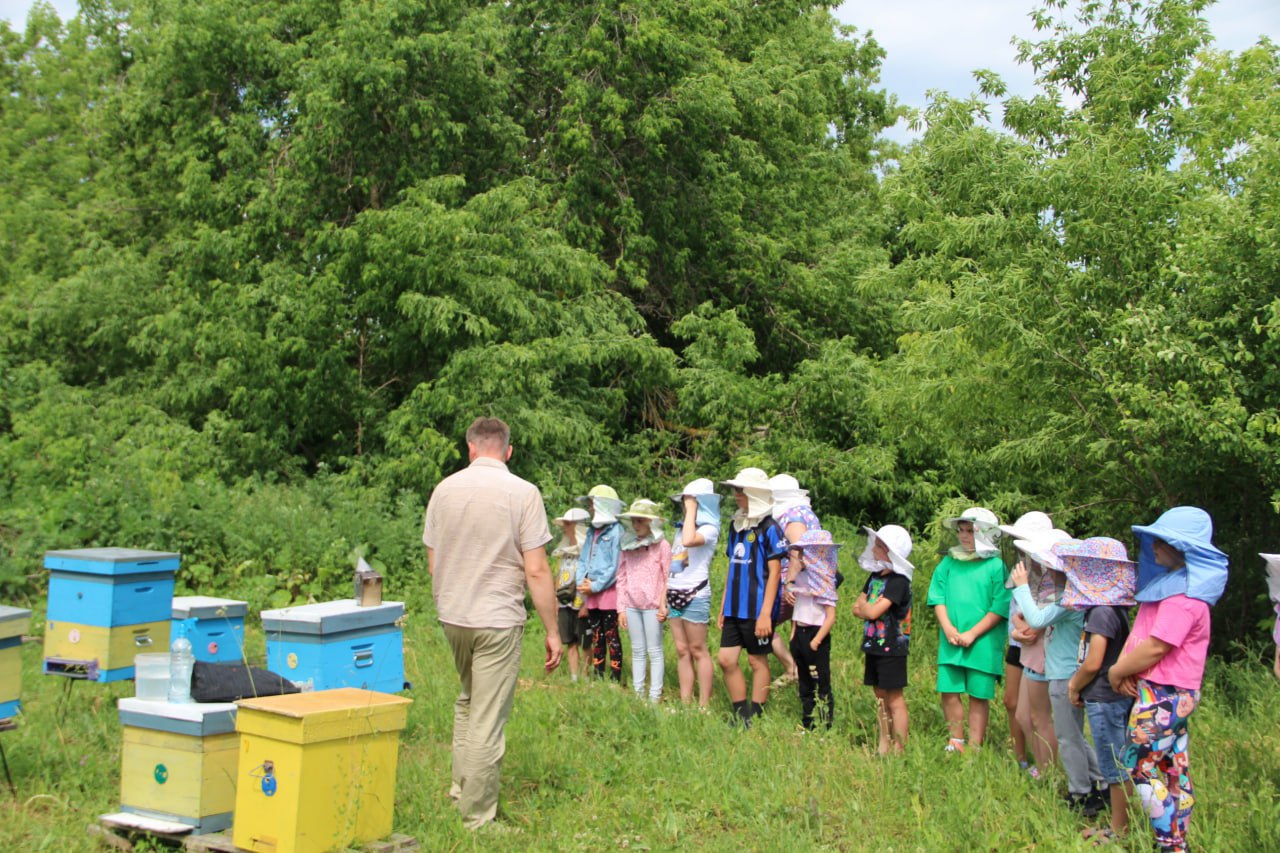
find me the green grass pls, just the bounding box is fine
[2,588,1278,852]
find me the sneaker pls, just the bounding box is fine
[1083,787,1108,818]
[1026,765,1041,780]
[944,737,966,753]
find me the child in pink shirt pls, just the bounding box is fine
[617,499,671,702]
[1108,507,1228,853]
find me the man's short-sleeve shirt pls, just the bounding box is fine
[423,457,551,629]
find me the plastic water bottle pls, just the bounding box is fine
[168,626,195,704]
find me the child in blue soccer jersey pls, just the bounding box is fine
[716,467,786,726]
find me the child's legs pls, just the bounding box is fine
[626,607,648,695]
[593,609,621,682]
[641,609,664,700]
[811,633,832,728]
[936,664,968,740]
[588,609,608,677]
[1126,681,1199,851]
[1024,674,1058,767]
[717,618,751,702]
[939,694,965,740]
[963,668,996,745]
[885,688,909,746]
[566,643,580,677]
[747,648,772,704]
[1050,678,1102,794]
[772,628,797,679]
[1004,658,1027,761]
[675,603,713,707]
[670,619,695,703]
[790,627,817,726]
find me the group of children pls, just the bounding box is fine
[550,475,1259,853]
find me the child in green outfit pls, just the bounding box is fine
[927,506,1010,752]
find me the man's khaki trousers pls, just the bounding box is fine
[441,623,524,829]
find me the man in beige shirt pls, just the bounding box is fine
[423,417,562,830]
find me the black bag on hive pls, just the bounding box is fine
[190,661,302,703]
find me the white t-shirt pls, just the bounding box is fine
[668,523,719,596]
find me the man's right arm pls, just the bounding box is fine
[523,546,563,672]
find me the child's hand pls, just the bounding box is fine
[577,579,592,594]
[810,638,821,651]
[1109,670,1138,697]
[717,612,725,630]
[1009,562,1028,587]
[619,612,628,631]
[783,586,796,606]
[755,614,773,638]
[1068,685,1083,707]
[944,628,962,645]
[579,606,589,619]
[956,630,975,648]
[657,606,668,623]
[1011,626,1038,644]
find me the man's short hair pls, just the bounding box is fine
[466,417,510,450]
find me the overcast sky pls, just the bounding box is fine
[4,0,1278,141]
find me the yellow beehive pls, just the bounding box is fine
[1,606,31,715]
[233,688,412,853]
[117,699,240,833]
[44,619,169,679]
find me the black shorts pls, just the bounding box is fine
[558,607,587,646]
[863,654,908,690]
[720,617,773,656]
[1005,644,1021,667]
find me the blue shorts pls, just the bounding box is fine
[669,593,711,625]
[1023,666,1048,683]
[1085,698,1134,784]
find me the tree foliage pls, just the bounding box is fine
[1,0,1277,652]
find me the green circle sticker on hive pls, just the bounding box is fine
[154,763,168,784]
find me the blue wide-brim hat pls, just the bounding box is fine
[1131,506,1229,606]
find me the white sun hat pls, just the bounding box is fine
[998,511,1054,541]
[859,524,915,580]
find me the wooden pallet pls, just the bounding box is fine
[91,812,192,850]
[184,831,418,852]
[91,816,417,853]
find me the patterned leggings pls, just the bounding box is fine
[588,609,622,682]
[1123,680,1199,853]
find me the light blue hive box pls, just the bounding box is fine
[43,548,179,682]
[172,596,248,664]
[261,599,406,694]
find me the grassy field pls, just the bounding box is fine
[2,575,1278,852]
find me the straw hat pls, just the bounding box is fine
[943,506,1000,531]
[619,498,665,522]
[720,467,771,490]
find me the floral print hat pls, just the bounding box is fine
[794,529,842,604]
[1058,537,1137,609]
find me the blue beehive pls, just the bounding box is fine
[261,600,406,694]
[43,548,179,682]
[172,596,248,664]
